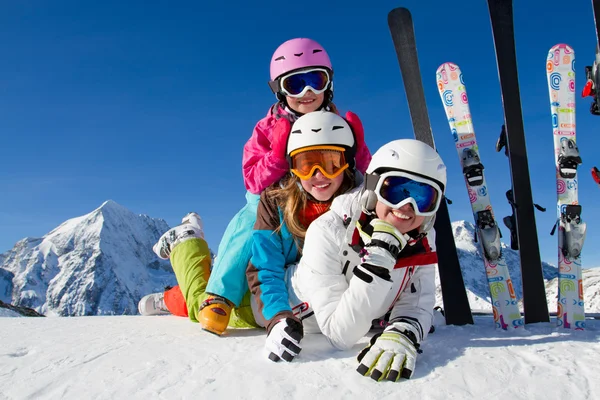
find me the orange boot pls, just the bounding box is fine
[199,295,233,336]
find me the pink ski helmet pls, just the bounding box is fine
[269,38,332,81]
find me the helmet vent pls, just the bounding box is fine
[294,52,304,57]
[313,49,323,54]
[332,125,344,130]
[311,128,322,132]
[274,56,285,61]
[291,129,302,134]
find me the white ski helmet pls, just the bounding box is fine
[364,139,447,233]
[286,110,356,169]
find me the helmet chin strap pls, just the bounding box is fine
[359,173,381,215]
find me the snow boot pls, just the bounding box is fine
[138,292,171,316]
[153,212,205,260]
[199,295,233,336]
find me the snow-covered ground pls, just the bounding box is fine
[1,314,599,400]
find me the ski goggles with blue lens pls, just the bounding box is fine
[278,68,331,98]
[373,171,443,216]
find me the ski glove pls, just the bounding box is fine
[265,317,303,362]
[356,219,409,278]
[357,322,421,382]
[271,117,292,162]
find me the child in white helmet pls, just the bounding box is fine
[145,111,362,335]
[139,38,371,334]
[270,139,445,383]
[200,38,370,335]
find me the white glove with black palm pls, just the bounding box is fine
[356,321,421,381]
[265,318,303,362]
[356,218,409,280]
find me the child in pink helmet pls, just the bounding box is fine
[143,38,372,336]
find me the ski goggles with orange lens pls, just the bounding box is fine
[278,68,331,98]
[371,171,443,216]
[290,146,349,180]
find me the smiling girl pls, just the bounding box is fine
[198,38,371,335]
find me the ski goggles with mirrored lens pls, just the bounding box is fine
[279,68,331,98]
[373,171,443,216]
[290,146,349,180]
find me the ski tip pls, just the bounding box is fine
[436,63,463,89]
[437,62,460,72]
[388,7,410,13]
[546,44,575,74]
[388,7,411,20]
[548,43,574,54]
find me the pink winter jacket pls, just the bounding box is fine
[242,104,373,194]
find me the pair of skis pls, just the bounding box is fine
[387,3,533,329]
[437,49,587,330]
[389,1,586,330]
[388,2,542,329]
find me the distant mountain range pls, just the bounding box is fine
[441,220,600,313]
[1,201,598,316]
[0,201,176,316]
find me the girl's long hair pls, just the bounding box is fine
[268,169,355,241]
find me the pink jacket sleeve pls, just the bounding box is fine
[242,109,290,195]
[354,134,372,175]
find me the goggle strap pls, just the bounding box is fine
[364,173,380,192]
[268,80,280,94]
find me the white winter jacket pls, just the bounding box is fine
[288,188,437,350]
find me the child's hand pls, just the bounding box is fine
[345,111,365,155]
[271,117,291,161]
[265,317,303,362]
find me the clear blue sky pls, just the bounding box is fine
[1,0,599,268]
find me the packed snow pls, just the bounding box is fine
[2,202,600,399]
[1,314,599,399]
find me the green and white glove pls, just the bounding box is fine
[357,218,408,260]
[356,322,421,382]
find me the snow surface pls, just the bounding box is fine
[1,315,599,399]
[0,308,20,318]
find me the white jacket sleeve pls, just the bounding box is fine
[388,264,436,342]
[296,213,395,350]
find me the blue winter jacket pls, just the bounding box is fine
[246,190,301,333]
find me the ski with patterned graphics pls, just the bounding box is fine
[546,44,587,330]
[436,63,522,330]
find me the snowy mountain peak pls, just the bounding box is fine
[0,201,176,316]
[96,199,142,220]
[451,220,476,243]
[99,199,120,209]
